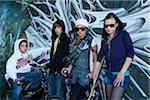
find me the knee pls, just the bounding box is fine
[34,70,43,80]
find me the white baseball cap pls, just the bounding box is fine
[75,19,89,28]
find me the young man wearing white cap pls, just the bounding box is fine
[61,19,97,99]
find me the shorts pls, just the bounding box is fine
[104,72,130,90]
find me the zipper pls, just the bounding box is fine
[107,34,117,73]
[107,42,111,73]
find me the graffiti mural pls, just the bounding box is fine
[0,0,150,99]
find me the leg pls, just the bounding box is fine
[17,69,43,90]
[110,87,125,100]
[12,82,23,100]
[104,73,113,100]
[55,73,66,99]
[70,83,86,100]
[48,73,56,96]
[110,75,129,100]
[105,84,113,100]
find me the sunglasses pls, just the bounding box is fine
[104,24,115,28]
[75,27,86,32]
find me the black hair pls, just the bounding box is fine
[52,19,66,41]
[103,13,123,38]
[19,39,28,49]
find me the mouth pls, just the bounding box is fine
[106,30,110,33]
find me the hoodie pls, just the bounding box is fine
[97,23,134,72]
[5,38,49,81]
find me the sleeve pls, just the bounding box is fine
[91,38,97,47]
[60,37,70,67]
[28,47,50,59]
[64,37,70,57]
[5,57,17,80]
[97,39,107,62]
[123,32,134,59]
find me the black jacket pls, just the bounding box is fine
[48,34,70,73]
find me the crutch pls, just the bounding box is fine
[87,57,105,100]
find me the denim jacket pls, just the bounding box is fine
[69,34,93,88]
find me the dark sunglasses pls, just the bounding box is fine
[75,27,86,32]
[104,24,115,28]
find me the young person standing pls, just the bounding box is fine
[46,20,70,99]
[62,19,97,99]
[93,13,134,100]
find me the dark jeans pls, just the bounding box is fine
[69,83,87,100]
[48,72,66,99]
[11,69,42,100]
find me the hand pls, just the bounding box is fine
[15,78,24,85]
[92,71,97,80]
[113,73,125,87]
[40,63,46,67]
[28,54,33,64]
[86,72,93,79]
[61,67,71,77]
[28,54,33,60]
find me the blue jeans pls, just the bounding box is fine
[11,69,42,100]
[48,72,66,99]
[104,72,130,89]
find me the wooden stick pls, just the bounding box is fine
[87,57,105,100]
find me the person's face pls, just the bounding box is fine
[55,25,63,37]
[75,25,87,39]
[104,18,118,35]
[19,42,27,54]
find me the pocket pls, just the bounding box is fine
[84,76,92,85]
[86,76,92,83]
[105,71,112,78]
[79,76,91,88]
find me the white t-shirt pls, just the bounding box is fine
[90,36,102,72]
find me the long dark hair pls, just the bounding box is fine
[52,19,66,41]
[102,13,123,38]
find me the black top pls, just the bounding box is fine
[47,34,70,73]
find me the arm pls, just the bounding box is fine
[60,37,71,76]
[120,57,132,74]
[5,57,18,81]
[92,38,107,79]
[88,44,98,78]
[92,45,98,70]
[64,37,70,57]
[120,32,134,74]
[92,57,105,80]
[91,38,98,71]
[97,39,107,62]
[92,61,100,79]
[28,47,50,59]
[113,57,132,87]
[61,64,73,77]
[114,32,134,86]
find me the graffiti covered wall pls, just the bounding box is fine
[0,0,150,99]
